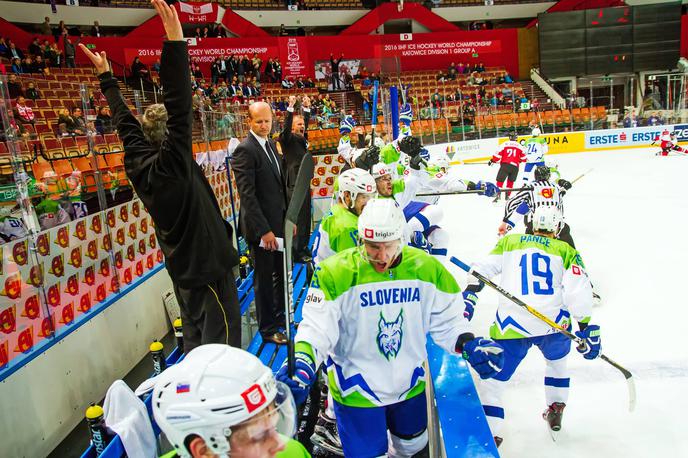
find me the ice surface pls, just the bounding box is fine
[440,148,688,457]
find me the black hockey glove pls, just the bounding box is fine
[487,160,494,166]
[398,135,422,158]
[354,145,380,170]
[465,181,478,190]
[557,179,572,190]
[409,154,425,170]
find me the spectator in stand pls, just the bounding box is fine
[13,96,35,131]
[457,62,465,74]
[305,77,315,88]
[45,42,61,67]
[40,17,51,36]
[152,58,161,72]
[53,20,67,41]
[229,77,242,99]
[279,24,288,36]
[0,38,8,56]
[475,73,485,86]
[504,72,513,84]
[447,68,457,80]
[21,57,34,74]
[274,60,283,82]
[131,56,150,84]
[531,98,539,112]
[57,108,81,136]
[252,53,262,82]
[476,62,486,72]
[63,35,79,68]
[282,76,294,89]
[32,55,46,74]
[623,110,637,128]
[11,58,23,74]
[242,55,251,79]
[192,88,206,113]
[329,52,343,90]
[463,63,472,74]
[202,26,210,38]
[227,54,237,82]
[91,21,102,37]
[237,55,246,82]
[211,57,221,85]
[72,106,89,132]
[191,63,203,79]
[6,41,24,60]
[7,74,23,98]
[194,27,202,39]
[28,38,41,57]
[95,106,114,135]
[25,82,40,101]
[436,71,445,82]
[295,76,305,89]
[213,23,225,38]
[646,112,663,126]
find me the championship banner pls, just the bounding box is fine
[279,37,311,79]
[177,2,221,24]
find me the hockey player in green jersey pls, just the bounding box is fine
[312,168,377,265]
[464,205,601,447]
[277,198,505,457]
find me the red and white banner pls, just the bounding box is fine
[177,2,221,24]
[279,37,311,79]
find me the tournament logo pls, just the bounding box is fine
[60,303,74,325]
[27,264,44,288]
[132,201,141,218]
[75,220,87,241]
[138,240,147,255]
[540,187,554,199]
[116,228,126,246]
[69,247,82,268]
[65,273,79,296]
[127,244,136,262]
[47,282,61,307]
[39,316,54,338]
[311,177,320,187]
[12,240,28,266]
[119,205,129,222]
[36,233,50,256]
[325,176,335,186]
[106,210,116,228]
[56,226,70,248]
[140,218,148,234]
[49,254,65,277]
[15,326,34,353]
[317,166,326,176]
[78,292,91,313]
[87,240,99,260]
[90,214,102,234]
[22,294,40,320]
[323,155,332,165]
[102,234,112,252]
[0,305,17,334]
[83,265,96,286]
[376,310,404,361]
[1,272,22,300]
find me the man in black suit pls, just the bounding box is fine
[279,95,312,262]
[231,101,288,345]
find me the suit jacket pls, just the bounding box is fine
[230,134,287,242]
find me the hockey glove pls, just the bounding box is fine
[410,231,431,253]
[575,324,601,360]
[462,338,504,379]
[476,181,499,197]
[354,145,380,170]
[557,179,572,190]
[515,201,530,216]
[462,290,478,321]
[487,160,494,166]
[398,135,422,157]
[275,352,316,405]
[409,154,425,171]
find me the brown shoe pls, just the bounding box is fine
[263,332,288,345]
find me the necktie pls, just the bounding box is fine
[265,141,280,174]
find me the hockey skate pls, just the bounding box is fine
[310,412,344,456]
[492,193,501,204]
[593,290,602,306]
[543,402,566,441]
[493,436,503,448]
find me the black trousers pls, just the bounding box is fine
[496,162,519,183]
[249,242,286,337]
[525,220,576,248]
[173,271,241,352]
[295,197,312,258]
[331,72,341,89]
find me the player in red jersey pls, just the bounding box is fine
[489,131,527,201]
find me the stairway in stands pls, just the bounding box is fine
[521,80,557,111]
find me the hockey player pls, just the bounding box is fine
[313,168,377,265]
[522,130,548,184]
[498,165,574,246]
[337,115,380,171]
[277,198,505,457]
[465,205,601,446]
[488,131,526,202]
[150,344,310,458]
[310,168,377,454]
[655,129,687,156]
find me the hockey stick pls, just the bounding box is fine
[450,256,637,413]
[283,154,315,377]
[416,186,532,197]
[571,168,593,185]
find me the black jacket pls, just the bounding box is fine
[230,133,287,243]
[100,41,238,288]
[279,108,311,194]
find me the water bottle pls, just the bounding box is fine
[150,340,166,375]
[86,403,114,456]
[173,318,184,353]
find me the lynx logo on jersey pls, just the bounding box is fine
[377,310,404,360]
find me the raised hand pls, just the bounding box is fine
[302,95,311,108]
[288,95,297,108]
[78,44,110,75]
[151,0,183,41]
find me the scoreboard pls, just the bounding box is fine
[539,4,681,78]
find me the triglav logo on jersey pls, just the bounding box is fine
[377,310,404,361]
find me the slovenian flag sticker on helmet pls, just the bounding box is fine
[176,383,190,393]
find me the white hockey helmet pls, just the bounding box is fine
[532,205,562,234]
[427,151,450,171]
[531,126,541,137]
[152,344,296,458]
[358,198,406,243]
[370,162,394,179]
[338,168,377,204]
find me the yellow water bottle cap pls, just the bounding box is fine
[86,404,104,419]
[150,341,164,352]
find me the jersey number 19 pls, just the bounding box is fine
[519,253,554,295]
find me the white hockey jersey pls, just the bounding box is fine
[295,246,471,407]
[471,233,593,339]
